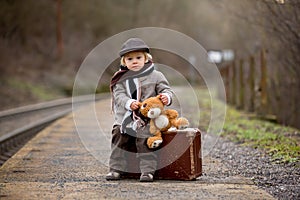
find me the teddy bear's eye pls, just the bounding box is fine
[142,103,147,108]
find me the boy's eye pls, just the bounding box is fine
[127,58,132,61]
[136,56,141,59]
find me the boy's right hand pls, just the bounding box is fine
[130,101,140,110]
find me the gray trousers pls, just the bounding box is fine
[109,125,158,174]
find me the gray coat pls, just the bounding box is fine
[112,69,173,126]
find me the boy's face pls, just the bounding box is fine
[124,51,146,71]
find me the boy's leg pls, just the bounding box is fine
[108,125,134,174]
[136,126,158,180]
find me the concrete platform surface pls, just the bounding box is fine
[0,98,275,200]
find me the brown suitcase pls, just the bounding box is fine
[124,128,202,181]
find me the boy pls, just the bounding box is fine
[106,38,174,182]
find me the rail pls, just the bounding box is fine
[0,93,110,166]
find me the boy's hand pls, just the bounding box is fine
[159,94,169,105]
[130,101,140,110]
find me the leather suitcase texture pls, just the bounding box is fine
[124,128,202,181]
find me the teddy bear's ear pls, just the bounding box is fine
[156,94,161,99]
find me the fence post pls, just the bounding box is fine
[259,48,268,115]
[238,59,244,109]
[248,55,255,112]
[230,61,237,105]
[224,66,230,102]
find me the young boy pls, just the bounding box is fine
[106,38,174,182]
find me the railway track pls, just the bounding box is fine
[0,93,109,166]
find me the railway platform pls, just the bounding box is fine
[0,98,275,199]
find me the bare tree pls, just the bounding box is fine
[217,0,300,127]
[56,0,64,58]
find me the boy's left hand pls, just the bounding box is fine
[159,94,169,105]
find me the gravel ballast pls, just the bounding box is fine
[208,135,300,200]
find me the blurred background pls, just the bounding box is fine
[0,0,299,128]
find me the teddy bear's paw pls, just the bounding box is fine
[151,140,163,148]
[168,127,177,131]
[177,117,189,129]
[178,124,188,130]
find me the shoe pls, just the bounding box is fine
[106,171,121,181]
[140,173,154,182]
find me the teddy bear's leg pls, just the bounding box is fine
[146,121,163,148]
[171,117,189,129]
[147,136,162,148]
[147,130,162,149]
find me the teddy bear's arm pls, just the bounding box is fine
[164,109,189,129]
[164,109,178,119]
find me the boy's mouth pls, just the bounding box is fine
[132,65,142,69]
[132,64,141,67]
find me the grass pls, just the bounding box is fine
[5,78,61,101]
[223,109,300,163]
[194,87,300,163]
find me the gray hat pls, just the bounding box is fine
[119,38,150,57]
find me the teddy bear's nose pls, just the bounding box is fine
[150,111,154,115]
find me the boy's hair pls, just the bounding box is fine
[120,52,152,66]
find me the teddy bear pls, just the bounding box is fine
[138,95,189,148]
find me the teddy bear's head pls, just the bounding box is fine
[139,95,164,119]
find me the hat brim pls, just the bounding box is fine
[119,48,150,57]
